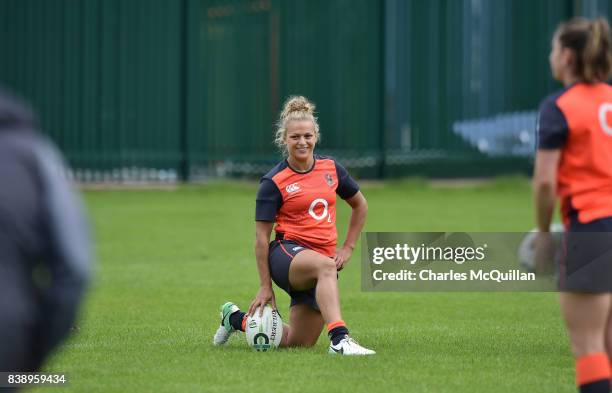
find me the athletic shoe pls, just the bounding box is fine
[328,335,376,355]
[213,301,240,346]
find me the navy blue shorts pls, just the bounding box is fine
[559,216,612,293]
[268,240,320,311]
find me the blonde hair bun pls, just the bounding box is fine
[281,96,316,119]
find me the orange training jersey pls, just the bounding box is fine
[255,155,359,257]
[537,82,612,224]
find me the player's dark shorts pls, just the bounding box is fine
[559,216,612,293]
[268,240,320,311]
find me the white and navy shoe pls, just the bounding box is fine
[213,301,240,346]
[328,335,376,355]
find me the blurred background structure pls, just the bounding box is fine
[0,0,610,181]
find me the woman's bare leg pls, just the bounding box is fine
[560,292,610,357]
[287,250,341,324]
[279,304,324,347]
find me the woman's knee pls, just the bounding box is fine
[316,257,336,278]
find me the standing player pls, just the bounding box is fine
[213,96,374,355]
[533,18,612,393]
[0,87,92,375]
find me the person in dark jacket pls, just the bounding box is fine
[0,87,92,374]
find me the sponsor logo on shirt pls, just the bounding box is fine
[598,102,612,136]
[285,182,300,194]
[325,173,334,187]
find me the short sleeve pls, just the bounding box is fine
[335,160,359,199]
[255,178,282,221]
[537,96,569,149]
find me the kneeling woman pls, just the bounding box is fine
[214,96,374,355]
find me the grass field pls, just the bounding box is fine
[35,177,573,393]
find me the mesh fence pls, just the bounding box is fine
[0,0,609,181]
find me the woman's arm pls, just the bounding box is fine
[533,150,561,231]
[248,221,277,316]
[334,191,368,270]
[532,149,561,273]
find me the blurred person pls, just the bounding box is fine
[213,96,374,355]
[0,87,92,376]
[533,17,612,393]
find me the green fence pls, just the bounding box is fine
[0,0,610,181]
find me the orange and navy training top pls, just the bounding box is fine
[255,155,359,257]
[537,82,612,225]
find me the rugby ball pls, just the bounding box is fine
[518,222,564,272]
[245,305,283,351]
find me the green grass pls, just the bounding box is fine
[36,177,573,392]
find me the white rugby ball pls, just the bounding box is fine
[245,305,283,351]
[518,222,564,272]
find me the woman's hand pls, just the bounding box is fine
[532,231,555,274]
[248,285,277,317]
[334,245,353,271]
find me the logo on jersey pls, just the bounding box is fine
[285,182,300,194]
[292,246,304,252]
[308,198,332,222]
[598,103,612,136]
[325,173,334,187]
